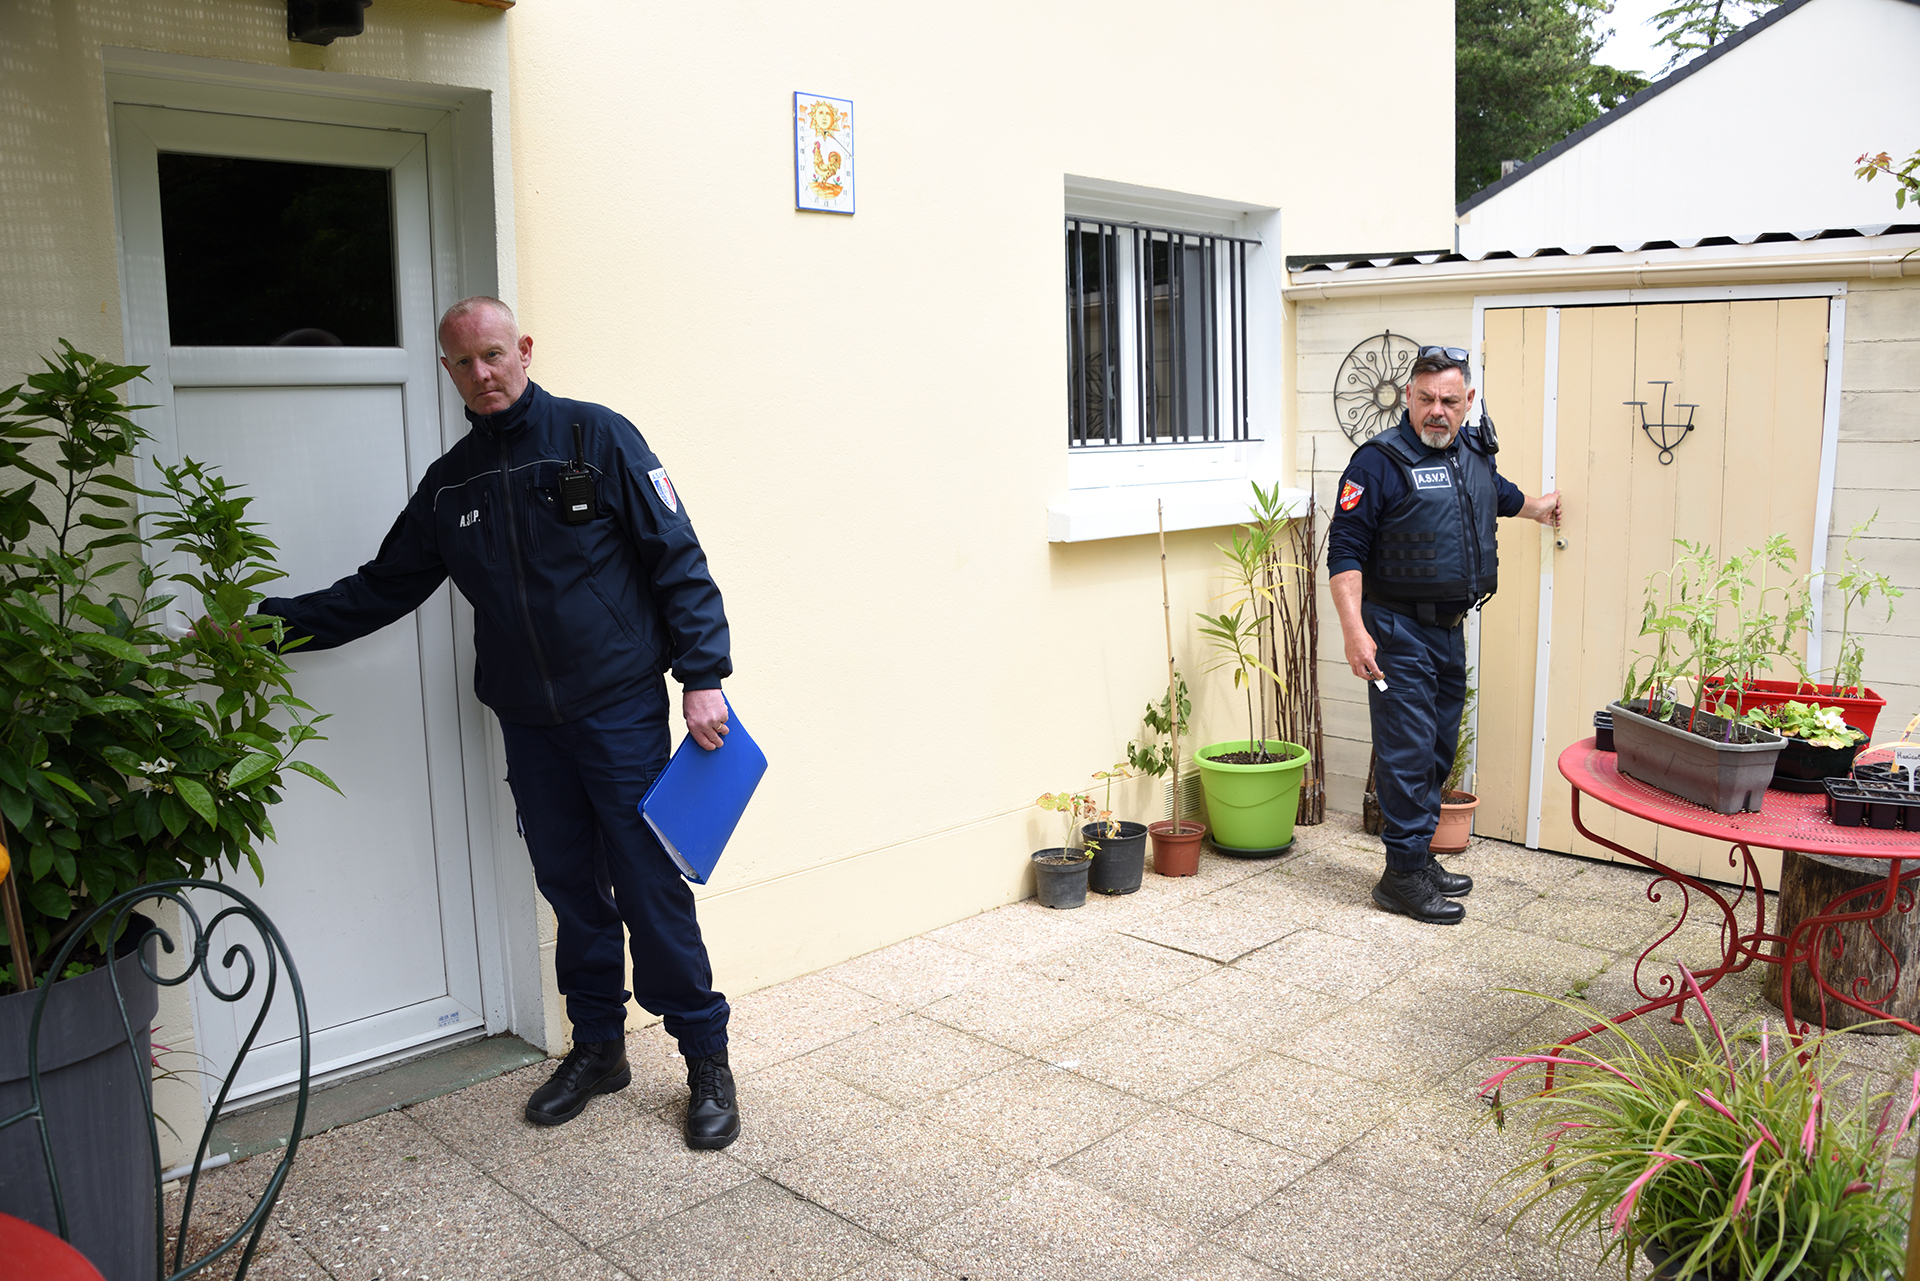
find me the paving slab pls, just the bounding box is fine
[799,1012,1020,1106]
[910,1168,1201,1281]
[826,936,1019,1010]
[601,1178,886,1280]
[916,1057,1155,1165]
[1220,1165,1487,1280]
[1058,1108,1317,1232]
[693,1057,901,1173]
[919,964,1127,1056]
[1020,930,1223,1003]
[768,1112,1033,1242]
[1047,1007,1259,1101]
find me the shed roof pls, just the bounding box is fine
[1286,224,1920,275]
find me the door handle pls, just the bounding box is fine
[1554,536,1569,551]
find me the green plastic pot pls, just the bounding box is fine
[1193,740,1310,856]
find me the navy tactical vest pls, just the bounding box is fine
[1360,416,1501,609]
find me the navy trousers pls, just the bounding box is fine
[1363,600,1468,873]
[499,675,730,1057]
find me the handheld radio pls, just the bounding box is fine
[560,422,596,524]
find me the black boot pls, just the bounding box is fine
[1425,857,1473,897]
[1372,867,1466,925]
[525,1039,631,1126]
[684,1050,740,1150]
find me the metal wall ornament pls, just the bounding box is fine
[1627,380,1697,465]
[1334,330,1421,444]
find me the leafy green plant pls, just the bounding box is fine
[1856,148,1920,211]
[1736,701,1866,750]
[1035,791,1098,860]
[1199,520,1288,762]
[1483,968,1915,1280]
[1445,668,1478,796]
[0,342,335,991]
[1803,514,1902,699]
[1127,676,1190,780]
[1628,536,1803,735]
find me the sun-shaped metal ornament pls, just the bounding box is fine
[1334,331,1422,445]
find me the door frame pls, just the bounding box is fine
[1465,281,1849,850]
[102,51,542,1063]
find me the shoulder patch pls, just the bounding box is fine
[1338,480,1365,511]
[647,466,679,513]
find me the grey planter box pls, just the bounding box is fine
[1609,699,1787,815]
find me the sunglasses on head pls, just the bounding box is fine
[1418,346,1470,365]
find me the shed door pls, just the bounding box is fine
[113,105,485,1103]
[1475,299,1831,890]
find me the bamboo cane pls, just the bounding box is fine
[1157,501,1188,834]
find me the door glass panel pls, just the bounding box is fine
[157,152,397,347]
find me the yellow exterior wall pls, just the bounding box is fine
[504,0,1457,1002]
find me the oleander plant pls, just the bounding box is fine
[0,341,335,992]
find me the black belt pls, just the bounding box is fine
[1366,595,1468,629]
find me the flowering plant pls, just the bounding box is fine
[1481,968,1916,1279]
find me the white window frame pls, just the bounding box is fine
[1050,176,1296,542]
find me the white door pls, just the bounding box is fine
[113,105,485,1102]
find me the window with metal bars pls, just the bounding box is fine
[1065,217,1253,448]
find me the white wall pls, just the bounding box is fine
[1457,0,1920,256]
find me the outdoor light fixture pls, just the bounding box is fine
[288,0,371,46]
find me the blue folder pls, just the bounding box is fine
[640,700,767,884]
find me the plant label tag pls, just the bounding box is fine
[1895,744,1920,791]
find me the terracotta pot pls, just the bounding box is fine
[1430,790,1479,854]
[1147,819,1206,876]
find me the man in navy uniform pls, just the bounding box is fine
[261,296,741,1148]
[1327,346,1561,924]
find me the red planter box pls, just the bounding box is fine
[1702,678,1887,739]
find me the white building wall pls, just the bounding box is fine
[1457,0,1920,257]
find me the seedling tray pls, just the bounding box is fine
[1825,776,1920,829]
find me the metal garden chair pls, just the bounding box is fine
[0,879,310,1280]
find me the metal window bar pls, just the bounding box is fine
[1065,221,1124,446]
[1066,217,1254,447]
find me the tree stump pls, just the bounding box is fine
[1764,849,1920,1034]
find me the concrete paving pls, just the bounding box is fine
[171,812,1920,1280]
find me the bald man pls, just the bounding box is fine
[262,297,740,1149]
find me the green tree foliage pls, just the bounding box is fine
[1649,0,1780,74]
[1856,148,1920,211]
[1458,0,1648,203]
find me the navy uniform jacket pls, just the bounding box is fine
[1327,415,1525,613]
[262,381,730,726]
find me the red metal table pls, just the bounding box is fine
[0,1212,106,1281]
[1558,738,1920,1049]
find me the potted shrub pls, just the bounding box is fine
[1430,669,1479,854]
[1128,675,1205,877]
[1080,762,1146,896]
[1614,538,1790,814]
[0,343,334,1271]
[1194,510,1309,856]
[1482,968,1915,1280]
[1031,791,1096,909]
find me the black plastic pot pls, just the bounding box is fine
[1609,699,1786,815]
[1770,735,1863,792]
[1030,849,1090,909]
[1081,821,1147,895]
[1593,709,1614,752]
[0,914,159,1281]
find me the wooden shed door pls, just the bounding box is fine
[1475,299,1831,890]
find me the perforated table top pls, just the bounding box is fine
[1559,739,1920,864]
